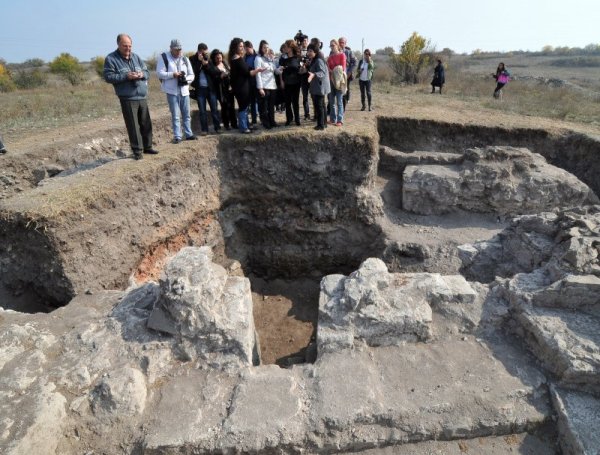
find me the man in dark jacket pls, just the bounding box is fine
[104,34,157,160]
[190,43,221,135]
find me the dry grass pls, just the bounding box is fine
[0,78,164,137]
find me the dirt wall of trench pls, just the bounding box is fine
[0,140,222,306]
[377,117,600,196]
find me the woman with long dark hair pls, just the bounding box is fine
[209,49,236,130]
[228,37,265,133]
[254,40,278,129]
[280,39,302,126]
[492,62,511,99]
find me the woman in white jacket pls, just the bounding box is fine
[254,40,278,129]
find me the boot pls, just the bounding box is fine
[361,105,366,111]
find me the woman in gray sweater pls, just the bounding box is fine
[307,43,330,130]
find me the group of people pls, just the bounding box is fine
[102,32,377,158]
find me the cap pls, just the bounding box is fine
[170,39,182,50]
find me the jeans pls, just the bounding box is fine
[119,98,153,153]
[328,88,344,123]
[359,80,372,108]
[197,87,221,132]
[166,93,193,140]
[237,105,249,132]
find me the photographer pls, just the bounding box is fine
[190,43,221,135]
[295,30,311,120]
[156,39,196,143]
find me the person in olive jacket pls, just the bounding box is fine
[190,43,221,135]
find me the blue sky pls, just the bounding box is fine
[1,0,598,63]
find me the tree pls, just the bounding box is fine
[91,56,105,79]
[376,46,394,56]
[389,32,432,84]
[49,52,85,85]
[0,62,16,92]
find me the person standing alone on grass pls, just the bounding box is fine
[357,49,375,111]
[157,39,197,144]
[104,33,158,160]
[431,59,445,94]
[492,62,510,99]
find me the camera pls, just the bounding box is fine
[177,72,188,86]
[294,30,308,46]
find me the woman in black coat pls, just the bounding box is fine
[210,49,236,130]
[431,59,445,94]
[279,39,302,126]
[228,37,265,133]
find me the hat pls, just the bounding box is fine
[170,39,182,50]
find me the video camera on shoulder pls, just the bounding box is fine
[294,30,308,46]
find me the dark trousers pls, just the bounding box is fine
[343,79,352,109]
[197,87,221,132]
[301,77,310,118]
[359,80,372,108]
[119,98,153,153]
[284,83,301,124]
[312,94,326,128]
[221,90,237,129]
[258,89,276,128]
[494,82,506,96]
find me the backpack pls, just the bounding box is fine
[332,65,347,93]
[159,52,191,82]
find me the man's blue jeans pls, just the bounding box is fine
[166,93,193,140]
[197,87,221,132]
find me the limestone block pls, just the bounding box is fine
[90,366,147,418]
[551,385,600,455]
[403,146,599,216]
[148,247,256,367]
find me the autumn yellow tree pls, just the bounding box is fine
[389,32,432,84]
[0,62,16,92]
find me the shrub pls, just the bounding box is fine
[91,56,105,78]
[0,63,15,92]
[24,58,45,67]
[145,53,158,71]
[389,32,432,84]
[14,68,48,89]
[49,52,85,85]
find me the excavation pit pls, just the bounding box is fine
[2,114,600,453]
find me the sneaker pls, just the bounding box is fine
[143,148,159,154]
[172,138,182,144]
[335,122,343,127]
[186,135,198,140]
[242,129,251,134]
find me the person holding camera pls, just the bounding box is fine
[156,39,196,144]
[295,31,311,120]
[104,33,157,160]
[190,43,221,135]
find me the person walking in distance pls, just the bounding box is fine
[338,37,356,110]
[103,33,158,160]
[431,59,445,94]
[492,62,510,100]
[357,48,375,111]
[157,39,196,143]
